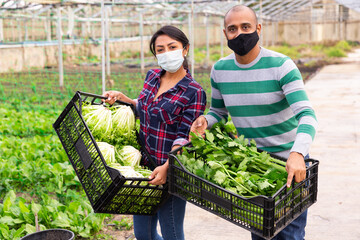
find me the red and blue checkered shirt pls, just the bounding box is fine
[136,69,206,166]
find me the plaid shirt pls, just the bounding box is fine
[137,69,206,166]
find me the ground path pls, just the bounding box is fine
[182,48,360,240]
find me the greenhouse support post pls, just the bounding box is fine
[31,17,35,41]
[46,10,51,41]
[24,20,28,41]
[17,18,22,42]
[271,21,275,46]
[188,13,192,71]
[190,0,195,77]
[339,4,344,40]
[105,6,110,78]
[310,0,313,42]
[101,0,106,93]
[139,11,144,75]
[275,21,278,45]
[259,0,263,46]
[57,6,64,88]
[0,18,3,42]
[85,6,91,39]
[205,14,209,68]
[122,23,126,37]
[67,6,74,39]
[91,8,95,43]
[81,21,86,38]
[44,15,49,41]
[10,20,15,41]
[220,17,224,59]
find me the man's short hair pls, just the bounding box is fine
[224,5,258,27]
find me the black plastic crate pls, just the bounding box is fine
[53,91,169,215]
[168,143,319,239]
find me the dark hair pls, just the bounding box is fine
[149,25,189,69]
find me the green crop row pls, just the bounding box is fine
[0,105,115,239]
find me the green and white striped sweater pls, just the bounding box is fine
[205,47,317,159]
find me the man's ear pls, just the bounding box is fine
[223,29,228,40]
[257,23,262,36]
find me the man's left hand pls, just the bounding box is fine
[286,152,306,188]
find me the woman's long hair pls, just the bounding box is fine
[149,25,189,69]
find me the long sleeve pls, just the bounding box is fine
[279,59,318,156]
[204,66,229,128]
[172,87,207,147]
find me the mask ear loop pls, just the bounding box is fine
[183,46,188,57]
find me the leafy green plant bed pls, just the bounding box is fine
[0,104,133,239]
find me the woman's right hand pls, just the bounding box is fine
[102,91,132,105]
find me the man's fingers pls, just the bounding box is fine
[195,120,203,127]
[287,170,294,188]
[192,120,202,130]
[288,169,306,187]
[294,170,306,183]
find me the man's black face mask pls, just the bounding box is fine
[227,30,259,56]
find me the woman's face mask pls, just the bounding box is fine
[156,49,185,73]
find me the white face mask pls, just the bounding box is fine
[156,49,184,73]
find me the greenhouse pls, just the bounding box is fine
[1,0,360,239]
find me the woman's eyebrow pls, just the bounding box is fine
[156,41,177,48]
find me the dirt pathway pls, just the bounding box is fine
[304,50,360,240]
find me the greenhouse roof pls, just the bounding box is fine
[335,0,360,12]
[1,0,360,21]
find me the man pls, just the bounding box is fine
[190,5,317,240]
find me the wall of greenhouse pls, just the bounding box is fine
[1,0,360,73]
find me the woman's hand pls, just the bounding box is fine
[148,161,169,185]
[148,145,179,185]
[102,91,136,106]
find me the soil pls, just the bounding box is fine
[59,57,334,84]
[100,215,135,240]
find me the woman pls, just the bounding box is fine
[103,25,206,240]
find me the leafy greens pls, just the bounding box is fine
[177,123,288,198]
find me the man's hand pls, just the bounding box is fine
[286,152,306,188]
[190,115,208,138]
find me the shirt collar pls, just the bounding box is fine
[156,68,192,91]
[177,71,192,91]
